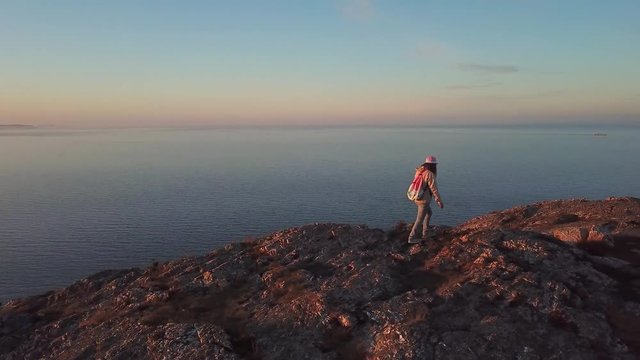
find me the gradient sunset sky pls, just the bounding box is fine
[1,0,639,127]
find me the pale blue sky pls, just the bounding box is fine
[1,0,639,127]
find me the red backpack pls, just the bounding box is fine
[406,171,426,201]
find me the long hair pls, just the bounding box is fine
[423,162,437,176]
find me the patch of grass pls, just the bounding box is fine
[137,280,262,359]
[548,310,577,332]
[270,270,311,304]
[387,221,408,240]
[552,214,581,225]
[80,307,119,327]
[291,260,335,278]
[607,306,640,357]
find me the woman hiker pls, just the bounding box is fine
[408,155,444,244]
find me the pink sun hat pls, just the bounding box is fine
[425,155,438,164]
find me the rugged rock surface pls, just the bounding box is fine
[1,197,640,359]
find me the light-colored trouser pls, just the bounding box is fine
[409,201,432,239]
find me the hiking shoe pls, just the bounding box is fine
[407,237,421,244]
[423,231,437,240]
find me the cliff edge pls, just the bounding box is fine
[1,197,640,359]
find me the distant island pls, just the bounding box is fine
[0,124,35,129]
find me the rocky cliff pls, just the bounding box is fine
[1,197,639,359]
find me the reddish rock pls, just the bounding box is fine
[552,226,589,243]
[1,197,639,359]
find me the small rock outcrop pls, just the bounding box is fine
[1,197,640,359]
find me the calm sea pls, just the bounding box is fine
[1,127,639,301]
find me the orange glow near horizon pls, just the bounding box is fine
[2,88,638,127]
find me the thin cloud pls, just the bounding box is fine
[458,63,519,74]
[536,71,566,75]
[477,90,565,100]
[446,81,503,90]
[342,0,374,20]
[415,40,449,59]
